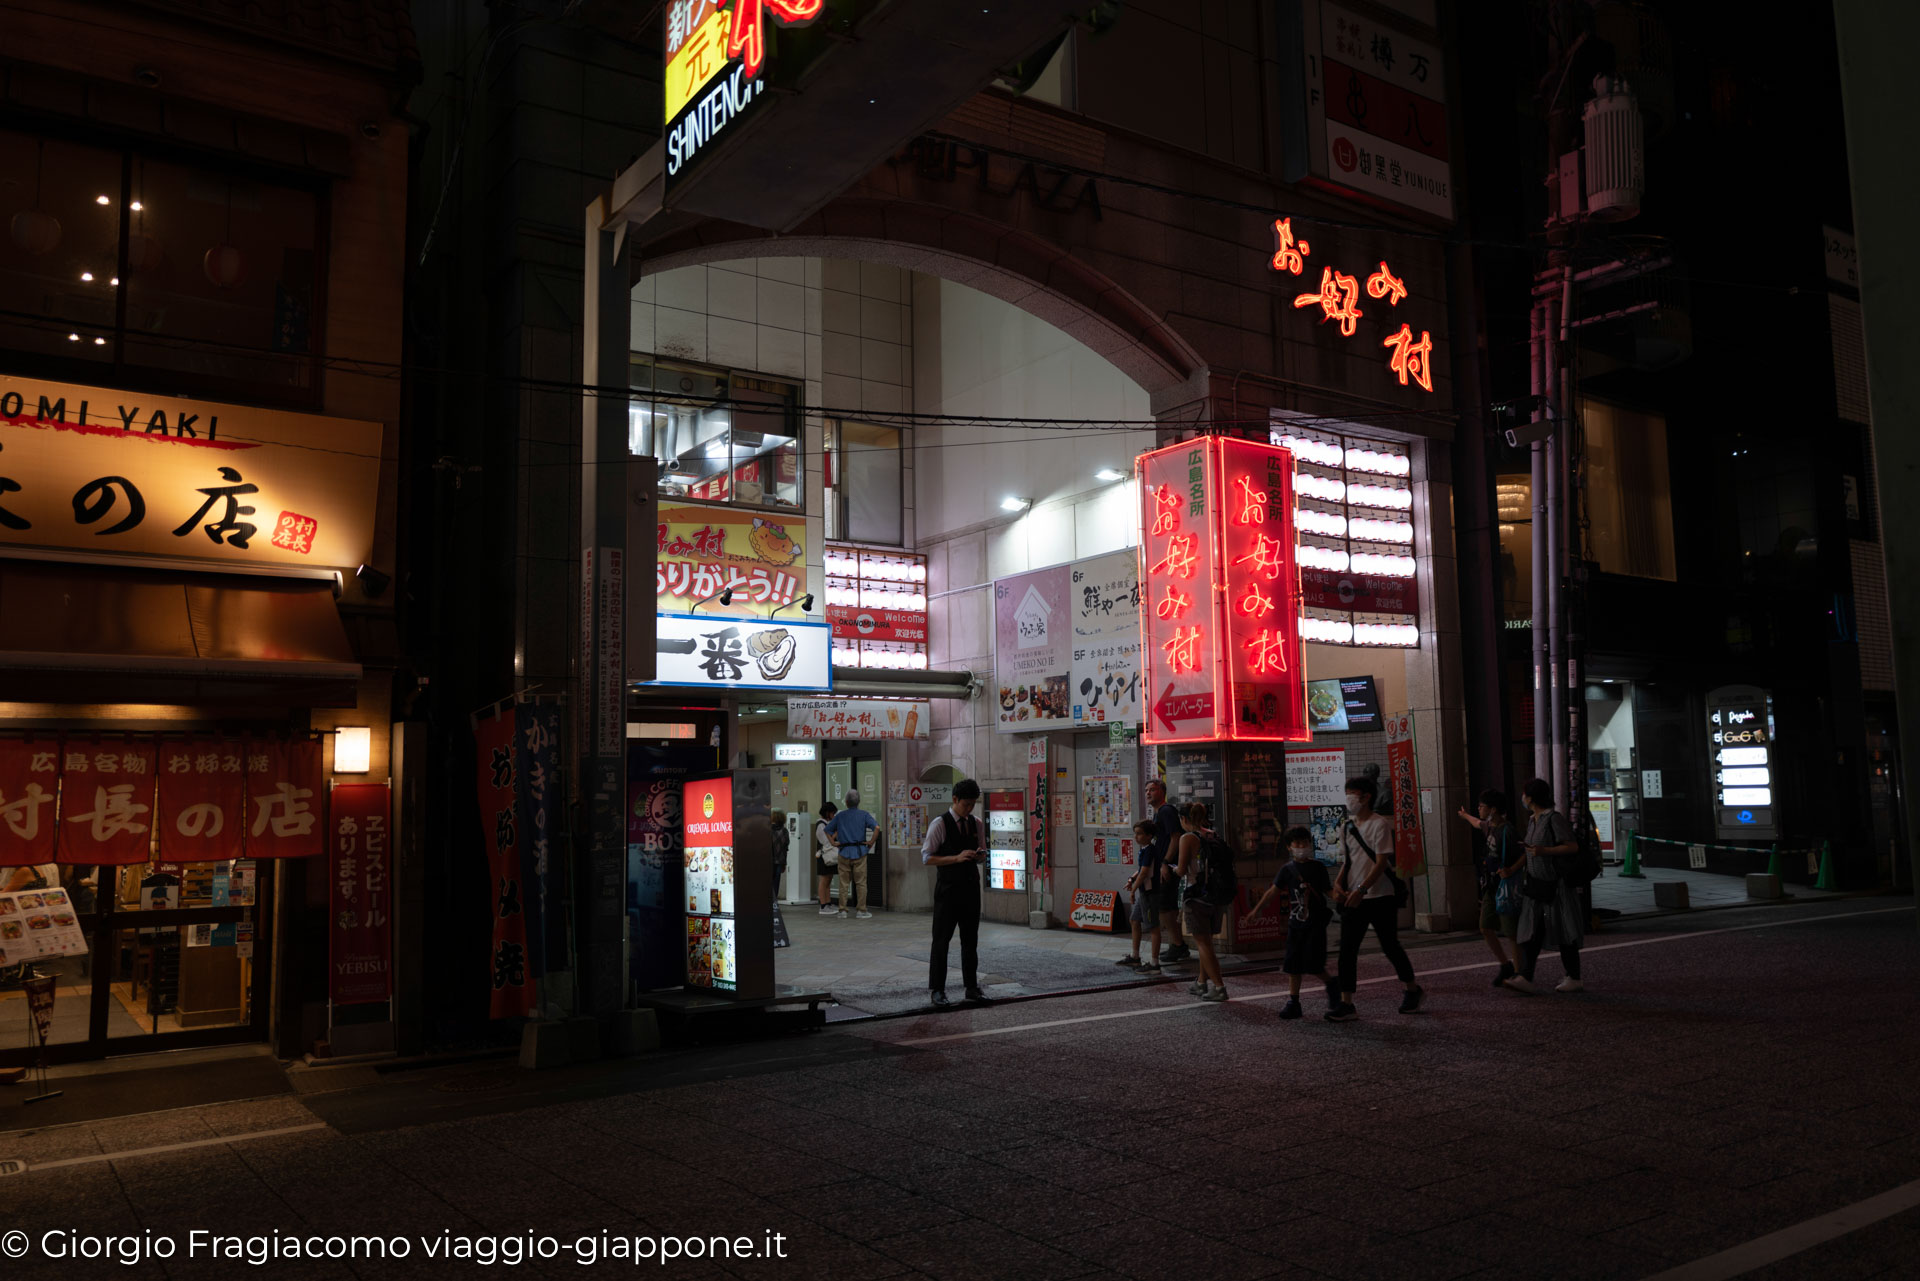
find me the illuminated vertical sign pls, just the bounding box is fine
[1137,438,1309,745]
[662,0,822,189]
[1707,685,1777,840]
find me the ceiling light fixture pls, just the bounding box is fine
[1000,496,1031,512]
[1095,468,1126,482]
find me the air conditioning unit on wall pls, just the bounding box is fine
[1583,75,1645,221]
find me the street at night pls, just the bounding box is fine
[2,0,1918,1278]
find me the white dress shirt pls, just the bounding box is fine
[921,806,984,864]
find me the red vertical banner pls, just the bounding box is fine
[57,737,157,865]
[1026,757,1049,883]
[1384,712,1426,879]
[1138,439,1223,743]
[1216,437,1309,741]
[330,783,393,1006]
[158,738,247,863]
[0,739,61,866]
[475,715,534,1017]
[245,739,324,859]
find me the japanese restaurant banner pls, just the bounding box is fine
[1138,442,1221,742]
[0,374,382,571]
[994,564,1075,732]
[0,738,60,866]
[476,713,535,1018]
[1384,713,1427,880]
[329,782,393,1006]
[158,738,246,863]
[1069,549,1142,728]
[786,697,928,740]
[655,502,806,617]
[245,739,324,859]
[514,702,563,978]
[57,737,156,865]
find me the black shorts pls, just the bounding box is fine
[1283,921,1329,975]
[813,855,834,878]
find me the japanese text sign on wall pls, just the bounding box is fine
[1269,225,1436,397]
[656,503,806,617]
[664,0,823,189]
[1137,438,1310,745]
[475,714,535,1019]
[329,782,392,1007]
[786,698,927,740]
[0,375,381,572]
[647,613,831,692]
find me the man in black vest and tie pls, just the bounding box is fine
[921,778,988,1007]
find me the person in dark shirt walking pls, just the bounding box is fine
[1144,779,1190,963]
[1246,826,1341,1020]
[920,779,988,1007]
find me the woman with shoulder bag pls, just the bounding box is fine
[1505,778,1586,993]
[1328,777,1423,1022]
[814,802,840,914]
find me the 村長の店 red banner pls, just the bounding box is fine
[1,735,327,865]
[57,737,158,865]
[0,737,60,866]
[158,738,247,863]
[475,713,535,1018]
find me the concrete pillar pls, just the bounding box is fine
[1833,4,1920,908]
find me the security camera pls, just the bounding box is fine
[1505,419,1558,448]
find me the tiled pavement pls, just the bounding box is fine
[2,896,1916,1280]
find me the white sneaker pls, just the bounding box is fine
[856,910,872,919]
[1503,975,1536,993]
[818,905,837,915]
[837,910,848,919]
[1555,977,1584,993]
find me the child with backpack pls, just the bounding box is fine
[1245,826,1340,1020]
[1329,776,1423,1021]
[1169,802,1236,1002]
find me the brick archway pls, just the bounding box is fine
[633,198,1205,398]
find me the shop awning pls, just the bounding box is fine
[0,559,361,708]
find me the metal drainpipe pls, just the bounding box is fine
[1546,293,1568,813]
[1531,303,1551,785]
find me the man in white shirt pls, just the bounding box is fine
[920,779,988,1007]
[1329,774,1423,1021]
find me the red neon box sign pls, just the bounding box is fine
[1137,437,1308,745]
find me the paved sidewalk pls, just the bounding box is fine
[1590,864,1844,915]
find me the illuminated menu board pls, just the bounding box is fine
[986,790,1027,892]
[682,776,738,990]
[1708,685,1777,840]
[1137,436,1311,745]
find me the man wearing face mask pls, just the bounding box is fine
[1246,825,1339,1020]
[1328,776,1423,1021]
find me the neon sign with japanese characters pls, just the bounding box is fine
[1137,438,1309,746]
[1270,218,1436,396]
[663,0,822,189]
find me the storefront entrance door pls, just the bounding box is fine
[1,860,273,1067]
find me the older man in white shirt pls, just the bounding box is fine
[920,778,988,1007]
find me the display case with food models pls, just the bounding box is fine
[680,771,775,999]
[985,789,1028,892]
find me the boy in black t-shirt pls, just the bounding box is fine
[1245,826,1341,1020]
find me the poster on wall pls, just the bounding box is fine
[1069,549,1142,728]
[994,565,1075,732]
[1383,713,1426,879]
[1288,748,1348,863]
[787,698,928,740]
[654,503,807,617]
[329,782,392,1007]
[682,777,737,991]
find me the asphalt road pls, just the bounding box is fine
[3,897,1916,1281]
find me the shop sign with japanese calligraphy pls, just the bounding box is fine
[515,702,564,977]
[0,735,322,866]
[786,698,927,740]
[329,782,392,1006]
[647,613,831,691]
[1070,549,1142,728]
[1384,712,1427,879]
[656,503,807,616]
[1138,438,1310,745]
[0,375,381,572]
[1299,2,1452,221]
[1270,222,1437,398]
[663,0,822,190]
[476,713,536,1018]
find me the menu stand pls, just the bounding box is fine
[21,971,63,1104]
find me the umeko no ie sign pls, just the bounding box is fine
[1136,437,1310,745]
